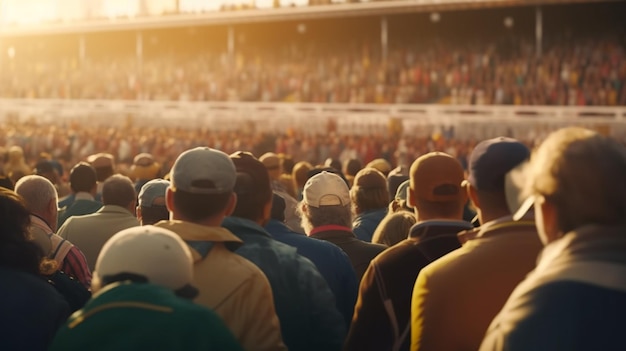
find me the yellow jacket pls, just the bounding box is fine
[156,220,286,351]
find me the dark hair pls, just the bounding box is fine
[69,162,97,193]
[281,155,295,174]
[172,189,231,222]
[95,166,114,183]
[102,175,136,208]
[0,188,43,276]
[230,152,273,222]
[344,159,362,177]
[140,205,170,225]
[271,193,286,222]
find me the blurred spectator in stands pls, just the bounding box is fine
[131,153,161,195]
[224,152,346,351]
[389,179,412,213]
[278,154,296,198]
[345,152,471,351]
[0,187,70,351]
[351,168,389,242]
[481,128,626,351]
[154,147,285,351]
[58,175,139,271]
[50,226,244,351]
[87,153,115,197]
[366,158,392,177]
[343,158,363,188]
[137,179,169,225]
[292,161,313,200]
[260,152,303,232]
[58,162,102,228]
[15,175,92,288]
[372,211,416,247]
[5,146,31,184]
[299,171,386,280]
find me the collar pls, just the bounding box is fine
[155,220,242,245]
[474,215,536,239]
[409,219,473,240]
[97,205,134,215]
[222,216,272,239]
[75,192,95,201]
[310,224,353,236]
[30,214,54,235]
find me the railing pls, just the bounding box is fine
[2,98,626,138]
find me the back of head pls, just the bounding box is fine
[131,153,161,181]
[0,187,42,276]
[344,158,362,177]
[260,152,281,180]
[102,175,136,209]
[169,147,236,223]
[300,171,352,233]
[69,162,97,193]
[230,152,273,223]
[468,137,530,217]
[372,211,417,247]
[350,168,389,213]
[292,161,313,190]
[523,127,626,233]
[14,175,58,217]
[138,179,170,225]
[324,158,342,172]
[280,154,295,175]
[93,225,197,298]
[366,158,392,177]
[88,153,115,182]
[409,152,466,220]
[271,193,286,222]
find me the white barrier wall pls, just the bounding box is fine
[1,99,625,138]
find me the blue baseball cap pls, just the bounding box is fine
[468,137,530,193]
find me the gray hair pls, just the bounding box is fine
[298,202,353,234]
[14,175,58,215]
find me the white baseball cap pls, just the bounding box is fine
[303,171,351,207]
[95,225,196,297]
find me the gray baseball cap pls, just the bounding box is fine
[171,147,236,194]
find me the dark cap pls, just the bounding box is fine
[230,151,272,199]
[468,137,530,193]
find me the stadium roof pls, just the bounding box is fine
[0,0,616,37]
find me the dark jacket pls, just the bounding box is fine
[481,225,626,351]
[50,282,244,351]
[345,220,472,351]
[0,267,70,351]
[353,208,388,242]
[265,219,359,329]
[310,224,387,281]
[223,217,346,351]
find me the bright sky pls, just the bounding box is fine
[0,0,310,25]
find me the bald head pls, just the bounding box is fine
[14,175,58,230]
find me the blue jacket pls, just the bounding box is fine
[481,225,626,351]
[265,219,359,329]
[353,208,387,242]
[0,267,70,351]
[223,217,346,351]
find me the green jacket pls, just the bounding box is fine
[50,282,244,351]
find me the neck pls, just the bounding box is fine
[478,209,511,225]
[416,212,462,222]
[171,213,224,227]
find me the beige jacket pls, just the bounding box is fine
[411,216,543,351]
[155,220,286,351]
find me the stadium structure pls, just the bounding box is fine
[0,0,624,140]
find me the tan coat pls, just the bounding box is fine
[155,220,286,351]
[411,216,543,351]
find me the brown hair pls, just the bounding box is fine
[372,211,416,246]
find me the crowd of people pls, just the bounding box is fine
[1,123,626,350]
[2,37,625,105]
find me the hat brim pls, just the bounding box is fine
[512,195,535,221]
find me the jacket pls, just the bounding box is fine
[345,220,472,351]
[155,220,285,351]
[223,216,346,351]
[0,267,70,351]
[50,282,244,351]
[310,224,387,281]
[265,219,359,329]
[411,216,542,351]
[57,205,140,271]
[29,214,92,288]
[480,225,626,351]
[58,192,103,228]
[353,208,388,242]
